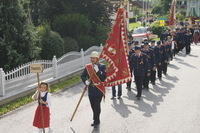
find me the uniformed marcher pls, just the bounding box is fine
[163,39,171,75]
[174,28,184,53]
[185,30,192,54]
[126,41,135,90]
[131,46,148,100]
[160,30,171,43]
[81,51,106,128]
[156,41,165,80]
[142,42,155,89]
[150,40,158,85]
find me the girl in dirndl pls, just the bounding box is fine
[32,82,52,133]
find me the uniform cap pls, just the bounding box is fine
[143,42,149,45]
[128,42,132,46]
[134,46,141,51]
[157,41,161,45]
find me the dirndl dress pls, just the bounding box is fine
[33,92,50,128]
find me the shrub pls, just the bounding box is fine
[77,35,96,50]
[39,25,64,59]
[150,21,169,38]
[94,24,109,45]
[63,37,79,53]
[52,13,91,38]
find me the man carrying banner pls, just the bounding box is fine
[81,51,106,128]
[71,7,131,125]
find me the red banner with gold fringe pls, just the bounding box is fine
[100,8,131,87]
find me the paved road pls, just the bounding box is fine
[1,45,200,133]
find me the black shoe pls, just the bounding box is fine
[117,96,121,99]
[91,122,100,127]
[91,122,99,126]
[111,97,116,100]
[126,87,131,91]
[144,86,149,90]
[136,96,140,100]
[94,124,99,128]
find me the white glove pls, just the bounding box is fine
[85,80,91,85]
[94,65,99,72]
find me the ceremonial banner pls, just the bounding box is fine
[168,0,177,26]
[100,8,131,87]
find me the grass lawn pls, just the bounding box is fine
[128,22,142,31]
[0,75,81,116]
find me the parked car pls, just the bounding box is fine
[132,27,157,43]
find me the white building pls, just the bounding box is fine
[186,0,200,17]
[177,0,200,17]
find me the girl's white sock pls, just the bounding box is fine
[38,127,52,133]
[38,128,43,133]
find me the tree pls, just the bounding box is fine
[52,13,91,38]
[0,0,40,71]
[77,35,96,50]
[39,25,64,60]
[30,0,113,49]
[29,0,49,26]
[152,0,172,15]
[93,24,109,45]
[63,37,79,53]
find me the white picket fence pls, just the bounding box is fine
[0,45,103,97]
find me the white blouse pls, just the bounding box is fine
[40,91,51,108]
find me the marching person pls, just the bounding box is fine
[150,40,158,85]
[142,42,155,89]
[166,36,173,61]
[131,46,148,100]
[156,41,164,80]
[81,51,106,128]
[174,28,183,53]
[171,36,176,59]
[185,30,193,54]
[111,84,122,99]
[161,41,168,76]
[32,82,52,133]
[126,41,134,91]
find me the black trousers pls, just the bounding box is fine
[157,64,162,79]
[150,70,156,83]
[172,49,175,57]
[134,76,144,97]
[162,62,168,75]
[185,43,191,54]
[143,73,150,89]
[89,95,103,124]
[112,84,122,97]
[126,70,132,88]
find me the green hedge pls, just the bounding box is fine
[150,21,169,38]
